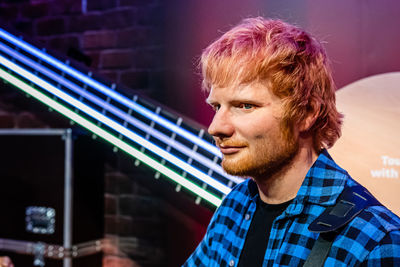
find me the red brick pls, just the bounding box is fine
[48,35,80,52]
[105,172,122,194]
[105,216,135,236]
[116,27,154,48]
[0,5,19,21]
[35,37,49,47]
[118,216,133,236]
[49,0,81,15]
[3,0,28,3]
[133,181,152,196]
[15,20,34,36]
[119,195,159,217]
[21,2,48,18]
[120,70,148,89]
[86,51,101,68]
[118,176,134,194]
[101,50,134,69]
[87,0,117,11]
[99,70,119,82]
[131,218,163,238]
[83,31,116,49]
[69,14,102,33]
[0,112,15,128]
[31,0,52,3]
[36,17,66,36]
[105,215,118,234]
[119,0,151,6]
[103,9,137,29]
[105,194,117,215]
[105,172,132,194]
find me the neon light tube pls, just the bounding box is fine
[0,42,242,185]
[0,28,222,158]
[0,67,223,207]
[0,55,231,195]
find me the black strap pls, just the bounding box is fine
[303,232,335,267]
[303,185,381,266]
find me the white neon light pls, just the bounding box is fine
[0,42,242,185]
[0,55,231,195]
[0,67,223,206]
[0,28,222,158]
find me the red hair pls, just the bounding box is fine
[201,17,343,151]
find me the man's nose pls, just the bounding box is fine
[208,109,234,138]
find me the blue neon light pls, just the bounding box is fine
[0,42,242,185]
[0,67,223,206]
[0,54,231,195]
[0,28,222,158]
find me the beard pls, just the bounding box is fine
[220,126,299,181]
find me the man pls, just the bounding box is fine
[184,17,400,266]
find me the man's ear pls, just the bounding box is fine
[299,102,320,132]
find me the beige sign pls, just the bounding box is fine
[329,72,400,215]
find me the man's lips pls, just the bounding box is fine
[218,145,246,155]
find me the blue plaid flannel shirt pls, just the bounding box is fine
[184,150,400,266]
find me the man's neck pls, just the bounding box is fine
[255,146,318,204]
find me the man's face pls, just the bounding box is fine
[207,82,299,180]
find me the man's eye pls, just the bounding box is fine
[239,103,254,110]
[212,104,220,111]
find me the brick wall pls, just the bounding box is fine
[0,0,165,97]
[0,85,51,128]
[0,0,172,266]
[0,1,212,266]
[103,170,165,267]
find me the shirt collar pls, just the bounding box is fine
[244,149,348,207]
[296,149,347,206]
[247,177,259,199]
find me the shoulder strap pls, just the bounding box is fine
[303,185,381,267]
[303,232,335,267]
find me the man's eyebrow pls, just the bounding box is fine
[230,99,265,105]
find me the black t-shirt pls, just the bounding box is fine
[237,197,293,267]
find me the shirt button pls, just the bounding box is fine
[229,259,235,266]
[245,214,250,220]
